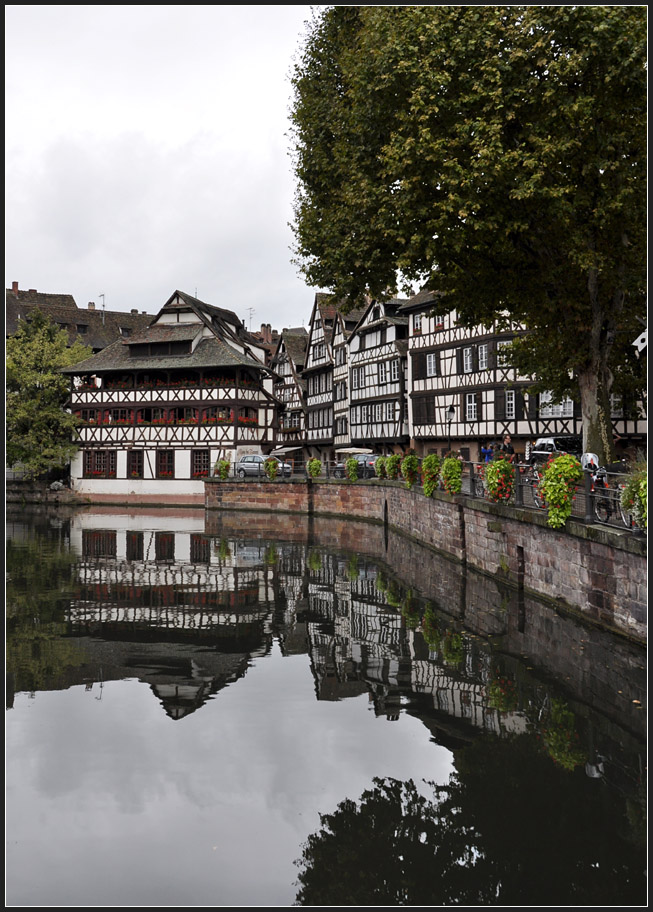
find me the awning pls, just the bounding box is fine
[335,447,374,455]
[271,446,303,455]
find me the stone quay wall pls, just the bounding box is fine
[204,477,647,644]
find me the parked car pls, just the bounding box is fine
[526,435,583,465]
[236,454,292,477]
[333,453,380,479]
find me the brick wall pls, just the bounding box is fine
[205,477,646,644]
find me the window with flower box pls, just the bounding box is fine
[192,449,210,478]
[110,409,132,425]
[83,449,117,478]
[156,450,175,479]
[128,450,144,479]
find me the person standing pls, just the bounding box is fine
[500,434,515,462]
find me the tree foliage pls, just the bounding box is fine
[6,309,92,477]
[290,6,647,461]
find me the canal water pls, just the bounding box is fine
[6,506,646,906]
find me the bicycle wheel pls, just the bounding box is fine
[594,494,610,524]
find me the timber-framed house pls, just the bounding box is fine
[62,290,276,502]
[302,294,339,460]
[332,305,367,452]
[269,327,308,460]
[347,299,410,454]
[400,288,606,462]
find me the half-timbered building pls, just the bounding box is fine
[347,299,410,454]
[400,288,647,462]
[332,306,367,452]
[302,294,339,461]
[62,290,276,503]
[269,327,308,462]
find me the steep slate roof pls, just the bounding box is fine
[61,335,267,375]
[397,287,446,313]
[6,284,152,351]
[280,328,308,369]
[125,322,204,345]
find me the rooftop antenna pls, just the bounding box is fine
[246,307,255,331]
[99,293,105,325]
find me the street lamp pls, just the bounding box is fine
[447,404,455,454]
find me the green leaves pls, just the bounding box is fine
[6,309,92,477]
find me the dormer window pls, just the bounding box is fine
[76,324,88,334]
[120,327,131,338]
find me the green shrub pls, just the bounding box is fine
[539,454,583,528]
[375,456,387,479]
[421,454,442,497]
[307,457,322,478]
[441,456,463,494]
[214,459,231,480]
[401,453,420,489]
[620,463,647,530]
[345,456,359,481]
[386,454,402,479]
[264,457,279,481]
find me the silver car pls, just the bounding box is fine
[236,454,292,477]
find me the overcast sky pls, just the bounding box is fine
[5,5,324,331]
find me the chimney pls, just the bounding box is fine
[88,302,96,310]
[131,309,138,314]
[12,281,18,294]
[29,289,37,294]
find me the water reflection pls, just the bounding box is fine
[5,507,646,906]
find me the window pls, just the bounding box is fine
[374,402,383,422]
[190,534,210,563]
[478,343,488,370]
[385,401,396,421]
[128,450,143,479]
[433,314,445,329]
[497,341,511,367]
[505,390,516,419]
[390,360,400,382]
[426,353,438,377]
[378,362,388,384]
[463,347,473,373]
[157,450,175,478]
[314,342,325,361]
[466,392,478,421]
[413,314,422,334]
[82,529,117,558]
[539,392,574,418]
[119,327,131,338]
[610,394,624,417]
[192,449,210,478]
[76,324,88,334]
[83,449,117,478]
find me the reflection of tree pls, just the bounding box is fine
[294,736,646,906]
[6,535,86,701]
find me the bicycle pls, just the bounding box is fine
[472,464,487,498]
[521,462,545,508]
[590,465,621,524]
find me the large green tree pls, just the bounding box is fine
[6,309,92,478]
[290,6,647,461]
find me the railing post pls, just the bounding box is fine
[584,470,595,523]
[514,463,523,506]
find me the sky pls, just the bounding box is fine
[5,5,324,332]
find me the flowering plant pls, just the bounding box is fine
[386,454,402,480]
[484,454,515,503]
[401,453,420,489]
[375,456,387,479]
[214,459,231,480]
[421,454,442,497]
[539,454,583,528]
[441,456,463,494]
[620,463,647,530]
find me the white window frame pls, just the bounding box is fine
[390,360,400,382]
[463,347,474,373]
[539,391,574,418]
[505,389,516,419]
[478,343,488,370]
[497,341,511,367]
[426,353,438,377]
[413,314,422,334]
[466,392,477,421]
[378,361,388,384]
